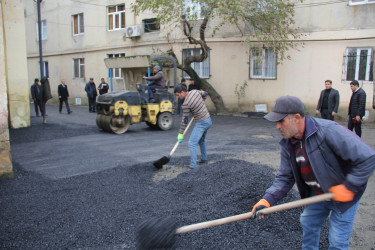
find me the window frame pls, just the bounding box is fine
[36,19,47,40]
[73,13,84,36]
[43,61,49,78]
[249,48,277,80]
[108,53,125,79]
[143,18,160,33]
[107,4,126,31]
[73,58,85,78]
[349,0,375,6]
[344,47,373,82]
[183,0,206,20]
[182,48,210,79]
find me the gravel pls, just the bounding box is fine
[0,156,329,249]
[1,107,329,249]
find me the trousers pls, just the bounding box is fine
[300,196,359,250]
[188,117,212,169]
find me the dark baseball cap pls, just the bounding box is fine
[264,96,305,122]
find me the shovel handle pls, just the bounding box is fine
[169,118,194,156]
[176,193,334,234]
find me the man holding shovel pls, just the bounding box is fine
[174,84,212,169]
[251,96,375,249]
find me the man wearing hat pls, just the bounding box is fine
[143,65,166,102]
[250,96,375,249]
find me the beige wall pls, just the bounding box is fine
[4,0,30,128]
[23,0,375,120]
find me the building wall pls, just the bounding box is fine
[4,0,30,128]
[23,0,375,120]
[0,0,30,177]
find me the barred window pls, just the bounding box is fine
[345,48,373,82]
[143,18,160,33]
[250,48,277,79]
[182,48,210,79]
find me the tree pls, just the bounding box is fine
[132,0,303,113]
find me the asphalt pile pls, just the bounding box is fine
[0,151,329,249]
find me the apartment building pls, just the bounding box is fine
[24,0,374,120]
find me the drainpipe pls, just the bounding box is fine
[37,0,44,78]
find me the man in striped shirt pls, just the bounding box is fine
[174,84,212,169]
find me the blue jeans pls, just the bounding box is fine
[300,197,360,250]
[188,117,212,169]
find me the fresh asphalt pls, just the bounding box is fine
[9,105,280,180]
[1,104,329,249]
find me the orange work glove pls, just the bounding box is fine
[329,184,354,202]
[251,199,270,219]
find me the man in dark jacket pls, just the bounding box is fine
[30,78,42,116]
[98,78,109,95]
[143,65,165,102]
[85,77,98,112]
[315,80,340,120]
[251,96,375,249]
[40,77,52,124]
[58,79,72,114]
[348,80,366,137]
[188,78,200,91]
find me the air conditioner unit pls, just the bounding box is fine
[125,25,142,38]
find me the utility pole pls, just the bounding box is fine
[36,0,44,78]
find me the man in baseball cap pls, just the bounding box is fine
[250,95,375,249]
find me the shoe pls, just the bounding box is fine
[43,118,47,124]
[92,110,96,113]
[198,160,208,164]
[68,111,72,114]
[149,99,155,103]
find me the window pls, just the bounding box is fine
[143,18,160,33]
[183,0,206,19]
[345,48,373,82]
[36,20,47,40]
[73,13,84,35]
[249,48,277,79]
[182,48,210,78]
[73,58,85,78]
[108,53,125,78]
[349,0,375,5]
[107,4,125,31]
[43,61,49,78]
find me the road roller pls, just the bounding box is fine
[95,82,175,134]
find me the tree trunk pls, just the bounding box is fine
[183,65,227,114]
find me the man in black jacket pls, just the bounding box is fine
[58,79,72,114]
[30,78,42,116]
[315,80,340,120]
[348,80,366,137]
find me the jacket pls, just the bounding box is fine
[145,71,166,88]
[316,88,339,113]
[40,77,52,102]
[263,116,375,213]
[31,84,42,100]
[98,82,109,95]
[85,82,97,99]
[348,88,366,118]
[58,84,69,99]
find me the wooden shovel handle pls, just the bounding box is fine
[176,193,334,234]
[169,118,194,156]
